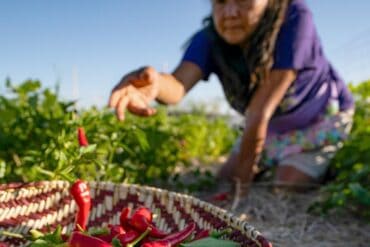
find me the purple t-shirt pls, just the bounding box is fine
[182,0,354,133]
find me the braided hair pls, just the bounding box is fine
[204,0,291,114]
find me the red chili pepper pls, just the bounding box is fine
[61,233,70,242]
[116,230,140,245]
[119,228,151,247]
[141,222,196,247]
[77,127,89,147]
[108,224,125,237]
[132,206,152,221]
[120,207,131,228]
[210,192,230,201]
[69,231,112,247]
[70,179,91,231]
[129,209,167,238]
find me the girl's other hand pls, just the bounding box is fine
[109,66,159,121]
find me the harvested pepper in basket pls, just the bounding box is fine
[141,222,195,247]
[115,230,140,245]
[69,231,112,247]
[70,179,91,231]
[113,227,151,247]
[129,206,168,238]
[17,181,243,247]
[120,207,131,229]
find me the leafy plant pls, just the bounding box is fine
[0,79,237,189]
[0,79,92,182]
[311,80,370,220]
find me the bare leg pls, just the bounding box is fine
[274,165,318,192]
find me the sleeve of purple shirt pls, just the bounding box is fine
[182,30,213,80]
[272,5,316,70]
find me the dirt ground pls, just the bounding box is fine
[173,163,370,247]
[217,186,369,247]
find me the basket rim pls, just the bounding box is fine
[0,180,272,247]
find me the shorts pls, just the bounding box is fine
[231,108,354,179]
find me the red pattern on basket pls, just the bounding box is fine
[0,182,272,247]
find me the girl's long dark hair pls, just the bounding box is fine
[203,0,291,114]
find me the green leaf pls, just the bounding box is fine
[37,226,64,244]
[79,144,97,155]
[29,239,50,247]
[88,227,109,236]
[0,160,6,178]
[180,237,241,247]
[51,225,63,243]
[30,242,67,247]
[30,229,44,240]
[112,238,123,247]
[15,80,41,94]
[349,183,370,206]
[133,128,149,150]
[35,167,55,178]
[60,165,75,175]
[59,172,74,183]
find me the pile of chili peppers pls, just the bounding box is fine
[34,179,234,247]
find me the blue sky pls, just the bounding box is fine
[1,1,370,113]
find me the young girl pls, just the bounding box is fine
[109,0,354,193]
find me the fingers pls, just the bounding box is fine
[116,95,130,121]
[109,67,156,107]
[128,103,157,117]
[109,72,138,108]
[113,87,157,121]
[109,88,123,109]
[109,77,130,108]
[127,92,157,117]
[109,66,158,120]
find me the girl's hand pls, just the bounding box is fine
[109,66,159,121]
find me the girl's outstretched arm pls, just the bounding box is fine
[158,61,204,104]
[109,61,203,121]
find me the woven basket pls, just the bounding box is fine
[0,181,272,247]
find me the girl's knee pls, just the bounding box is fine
[274,165,318,191]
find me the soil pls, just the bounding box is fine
[171,162,370,247]
[210,186,369,247]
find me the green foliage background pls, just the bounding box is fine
[312,80,370,219]
[0,79,237,187]
[0,79,369,219]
